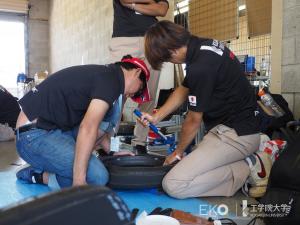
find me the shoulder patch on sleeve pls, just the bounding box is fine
[188,95,197,106]
[200,46,223,56]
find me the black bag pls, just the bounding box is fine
[260,132,300,225]
[0,186,134,225]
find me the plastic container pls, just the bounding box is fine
[258,89,285,118]
[16,73,27,99]
[246,56,255,72]
[260,58,267,76]
[136,215,180,225]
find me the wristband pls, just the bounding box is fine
[173,152,182,161]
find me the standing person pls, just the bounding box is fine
[15,56,150,189]
[141,21,272,198]
[110,0,169,147]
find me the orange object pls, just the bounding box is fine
[171,210,214,225]
[258,89,265,97]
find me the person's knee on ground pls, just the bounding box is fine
[162,172,197,199]
[162,175,185,199]
[162,158,251,199]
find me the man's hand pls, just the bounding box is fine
[138,112,160,127]
[121,0,168,17]
[73,178,87,187]
[163,151,182,165]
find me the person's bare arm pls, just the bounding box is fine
[73,99,109,186]
[164,111,203,165]
[94,131,111,152]
[121,0,169,17]
[141,85,189,125]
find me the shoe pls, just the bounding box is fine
[241,180,250,197]
[247,152,272,198]
[249,186,267,198]
[16,166,43,184]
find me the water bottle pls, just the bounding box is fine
[258,89,285,118]
[260,58,267,76]
[17,73,26,99]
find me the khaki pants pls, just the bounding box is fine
[162,124,260,199]
[109,37,161,145]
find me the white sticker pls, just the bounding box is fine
[188,95,197,106]
[110,136,120,152]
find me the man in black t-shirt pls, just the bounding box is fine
[15,57,150,188]
[141,21,272,199]
[110,0,169,147]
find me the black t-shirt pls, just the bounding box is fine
[0,85,20,128]
[112,0,169,37]
[182,36,259,136]
[19,64,124,131]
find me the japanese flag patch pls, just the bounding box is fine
[188,95,197,106]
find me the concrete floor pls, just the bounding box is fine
[0,140,24,171]
[0,140,264,224]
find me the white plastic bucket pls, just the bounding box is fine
[136,215,180,225]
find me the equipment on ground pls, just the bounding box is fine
[0,186,134,225]
[133,109,176,153]
[102,154,174,189]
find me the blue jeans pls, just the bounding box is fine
[100,94,123,134]
[16,127,109,189]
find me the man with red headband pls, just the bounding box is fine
[15,56,150,188]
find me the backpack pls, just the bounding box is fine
[260,129,300,225]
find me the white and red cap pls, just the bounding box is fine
[121,57,151,104]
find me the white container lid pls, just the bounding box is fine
[136,215,180,225]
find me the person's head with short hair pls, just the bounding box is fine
[144,20,191,70]
[116,55,150,104]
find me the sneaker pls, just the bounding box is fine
[249,186,268,198]
[242,180,250,197]
[16,166,44,184]
[247,152,272,198]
